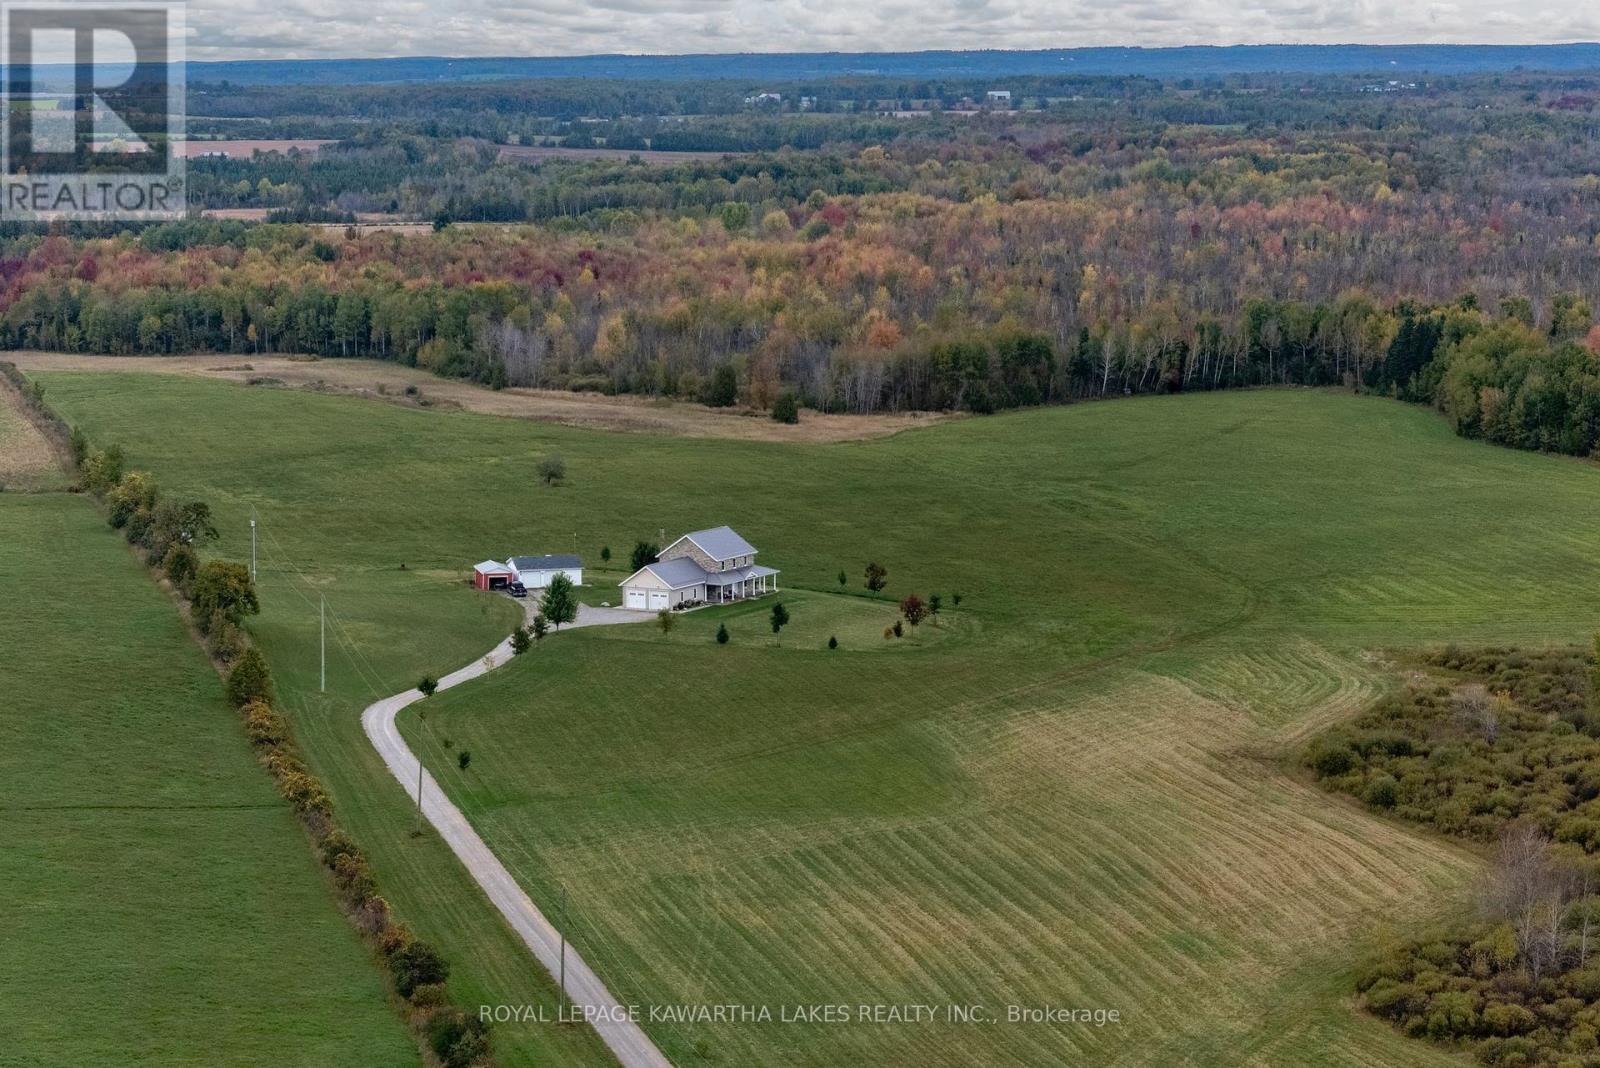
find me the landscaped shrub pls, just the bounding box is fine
[224,647,274,707]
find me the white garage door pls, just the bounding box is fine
[647,590,669,610]
[624,588,647,610]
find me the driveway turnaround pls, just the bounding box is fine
[361,603,668,1068]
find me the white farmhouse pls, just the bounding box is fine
[507,553,583,589]
[618,526,779,610]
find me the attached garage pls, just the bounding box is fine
[618,557,707,611]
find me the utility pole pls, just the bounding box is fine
[319,595,326,693]
[249,512,257,582]
[414,756,424,831]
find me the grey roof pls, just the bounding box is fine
[675,525,757,562]
[633,557,713,590]
[509,554,582,570]
[704,563,780,585]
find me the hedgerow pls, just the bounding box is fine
[34,389,496,1067]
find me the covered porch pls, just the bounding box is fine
[705,564,779,604]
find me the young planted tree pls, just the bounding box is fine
[540,573,579,629]
[418,675,438,697]
[837,569,847,588]
[929,593,943,618]
[770,601,790,634]
[458,751,472,771]
[657,608,676,635]
[900,594,928,627]
[531,613,549,642]
[510,625,531,655]
[828,635,838,650]
[715,623,730,645]
[600,545,612,563]
[864,561,888,593]
[537,454,566,486]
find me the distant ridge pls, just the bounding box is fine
[186,44,1600,86]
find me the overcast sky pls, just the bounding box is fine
[182,0,1600,61]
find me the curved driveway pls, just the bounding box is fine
[361,603,669,1068]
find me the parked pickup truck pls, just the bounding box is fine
[507,581,527,598]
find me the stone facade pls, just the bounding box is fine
[661,539,754,572]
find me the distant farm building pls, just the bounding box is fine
[508,554,583,589]
[985,89,1012,104]
[619,525,779,610]
[473,560,515,591]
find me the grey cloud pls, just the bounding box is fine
[179,0,1600,60]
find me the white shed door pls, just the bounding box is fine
[647,590,668,610]
[624,588,647,610]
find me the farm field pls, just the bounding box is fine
[0,492,418,1068]
[31,368,1600,1065]
[175,138,334,157]
[7,352,950,442]
[0,378,65,490]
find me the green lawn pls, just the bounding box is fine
[38,371,1600,1066]
[0,493,418,1068]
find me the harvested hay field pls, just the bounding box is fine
[4,353,952,443]
[0,378,65,490]
[176,139,333,158]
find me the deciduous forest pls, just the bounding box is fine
[13,71,1600,455]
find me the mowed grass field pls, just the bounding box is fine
[0,493,418,1067]
[34,369,1600,1065]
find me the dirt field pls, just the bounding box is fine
[0,378,66,490]
[4,353,951,444]
[496,144,736,166]
[176,140,334,159]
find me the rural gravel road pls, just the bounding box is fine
[361,602,668,1068]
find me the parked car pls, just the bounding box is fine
[508,581,527,598]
